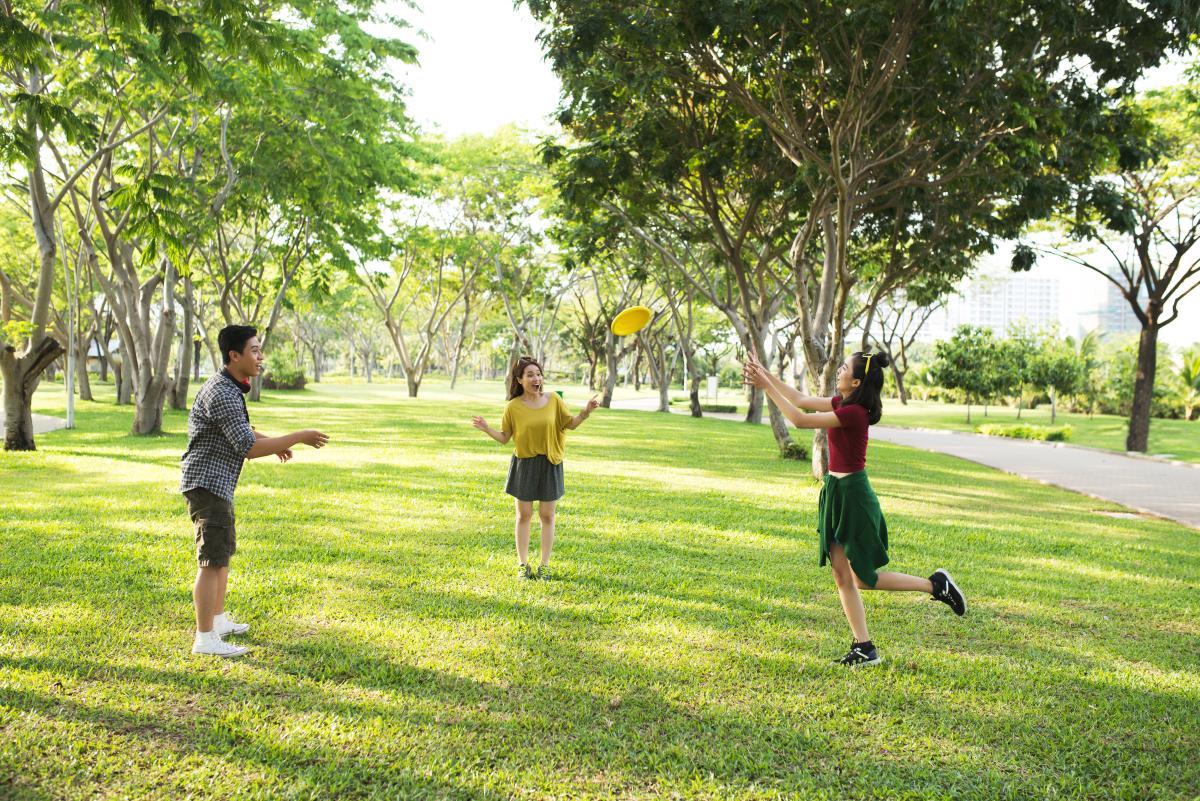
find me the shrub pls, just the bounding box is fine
[263,346,307,390]
[719,365,743,389]
[975,423,1072,442]
[780,439,809,460]
[700,403,737,413]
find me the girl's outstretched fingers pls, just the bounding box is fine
[472,416,489,431]
[743,362,767,389]
[586,395,600,413]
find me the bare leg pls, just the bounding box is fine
[864,572,933,593]
[215,566,229,614]
[193,566,224,633]
[828,544,870,643]
[537,500,557,567]
[514,500,533,564]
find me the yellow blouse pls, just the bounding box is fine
[501,394,574,464]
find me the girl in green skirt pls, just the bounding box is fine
[472,356,599,580]
[744,350,966,666]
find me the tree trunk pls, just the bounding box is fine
[76,337,93,402]
[449,295,471,391]
[688,364,703,418]
[130,263,178,435]
[766,399,802,459]
[247,267,297,403]
[1050,390,1057,425]
[406,372,421,398]
[99,325,110,382]
[169,279,195,411]
[891,362,908,405]
[745,385,763,424]
[6,93,63,450]
[1,337,65,450]
[810,429,829,476]
[1125,321,1159,452]
[602,331,619,408]
[132,378,168,435]
[309,345,322,383]
[117,361,133,405]
[654,341,671,412]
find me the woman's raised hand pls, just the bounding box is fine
[742,360,769,389]
[471,416,489,432]
[585,395,600,413]
[743,347,766,372]
[741,349,769,388]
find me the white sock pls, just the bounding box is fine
[196,629,221,644]
[214,613,228,626]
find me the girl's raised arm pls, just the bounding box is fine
[744,352,832,411]
[744,362,841,430]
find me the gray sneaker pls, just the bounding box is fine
[518,563,534,580]
[536,564,552,581]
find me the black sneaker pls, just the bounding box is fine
[929,569,966,616]
[836,642,881,667]
[518,563,535,580]
[536,564,552,581]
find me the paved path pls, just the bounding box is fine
[0,411,69,436]
[609,398,1200,530]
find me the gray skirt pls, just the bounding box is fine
[505,454,565,502]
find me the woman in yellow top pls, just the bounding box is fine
[472,356,600,580]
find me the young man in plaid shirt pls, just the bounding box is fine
[181,325,329,657]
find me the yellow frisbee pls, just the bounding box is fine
[610,306,652,336]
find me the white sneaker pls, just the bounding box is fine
[215,613,250,637]
[192,632,248,658]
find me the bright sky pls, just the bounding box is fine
[389,0,1198,346]
[389,0,560,138]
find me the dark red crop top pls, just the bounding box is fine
[828,396,869,473]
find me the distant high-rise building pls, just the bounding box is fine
[918,271,1060,342]
[1076,269,1143,339]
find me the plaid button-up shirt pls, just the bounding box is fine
[180,371,256,501]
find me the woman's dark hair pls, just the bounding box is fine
[842,351,891,425]
[507,356,543,399]
[218,324,258,365]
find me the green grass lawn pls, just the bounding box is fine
[3,380,1198,800]
[877,399,1200,463]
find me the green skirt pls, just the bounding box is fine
[818,470,889,587]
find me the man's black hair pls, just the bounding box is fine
[218,325,258,365]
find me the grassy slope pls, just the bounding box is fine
[1,380,1197,800]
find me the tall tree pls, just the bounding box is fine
[929,325,999,424]
[0,0,268,448]
[542,80,801,455]
[1017,85,1200,450]
[528,0,1200,474]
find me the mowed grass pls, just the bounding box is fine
[2,380,1198,801]
[880,399,1200,464]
